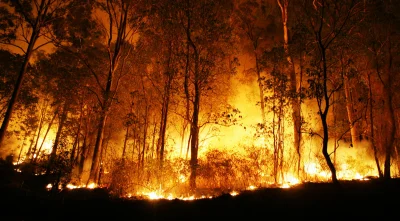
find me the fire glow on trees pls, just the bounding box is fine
[0,0,399,201]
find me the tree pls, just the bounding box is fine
[0,0,73,148]
[178,0,235,191]
[360,0,400,180]
[0,50,23,117]
[145,1,182,169]
[86,0,145,184]
[302,0,363,184]
[33,48,92,173]
[277,0,302,176]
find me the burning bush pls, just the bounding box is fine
[107,157,192,197]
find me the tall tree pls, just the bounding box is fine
[179,0,235,191]
[0,0,72,148]
[361,0,400,180]
[87,0,145,184]
[302,0,363,184]
[277,0,302,176]
[145,1,182,169]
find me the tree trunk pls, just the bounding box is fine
[277,0,302,176]
[189,48,200,192]
[46,102,69,175]
[189,82,200,192]
[71,101,85,164]
[255,54,266,124]
[122,125,129,160]
[141,105,149,171]
[78,135,87,177]
[343,74,360,148]
[150,117,157,160]
[34,109,58,162]
[78,107,92,177]
[30,99,49,161]
[368,73,383,178]
[321,47,338,185]
[88,0,130,183]
[0,27,40,148]
[89,112,107,183]
[383,38,395,180]
[158,73,172,169]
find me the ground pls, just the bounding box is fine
[1,177,399,221]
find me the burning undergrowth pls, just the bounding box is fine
[55,142,378,201]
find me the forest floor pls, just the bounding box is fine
[1,174,399,221]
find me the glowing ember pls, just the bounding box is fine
[66,183,97,190]
[230,191,239,196]
[66,184,78,189]
[247,185,257,190]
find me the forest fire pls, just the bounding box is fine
[0,0,399,214]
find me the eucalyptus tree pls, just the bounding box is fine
[276,0,302,175]
[84,0,146,184]
[301,0,364,184]
[32,48,93,173]
[144,0,186,170]
[174,0,236,191]
[0,50,23,118]
[358,0,400,179]
[0,0,74,148]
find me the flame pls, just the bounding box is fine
[135,191,198,201]
[10,68,387,201]
[230,191,239,196]
[66,182,97,190]
[247,185,257,190]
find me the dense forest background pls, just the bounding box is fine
[0,0,399,197]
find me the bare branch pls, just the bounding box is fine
[86,86,104,109]
[32,39,54,52]
[0,42,26,54]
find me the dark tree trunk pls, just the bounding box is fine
[89,112,107,183]
[158,73,172,169]
[0,31,39,148]
[383,38,395,180]
[33,109,58,163]
[71,101,84,164]
[47,102,69,175]
[122,125,129,160]
[368,73,383,178]
[31,100,49,161]
[320,47,338,185]
[189,83,200,192]
[0,0,49,147]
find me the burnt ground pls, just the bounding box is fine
[0,178,399,221]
